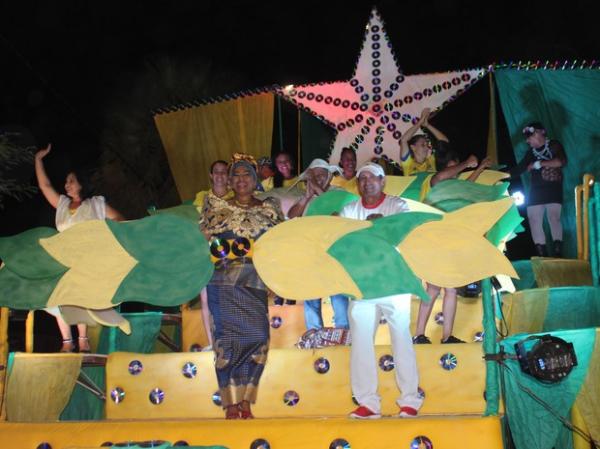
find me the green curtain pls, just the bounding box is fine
[300,109,335,170]
[500,328,595,449]
[591,190,600,286]
[495,69,600,258]
[60,366,105,421]
[511,259,537,290]
[97,312,163,354]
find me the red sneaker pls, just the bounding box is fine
[349,405,381,419]
[398,406,418,418]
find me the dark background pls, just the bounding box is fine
[0,1,597,349]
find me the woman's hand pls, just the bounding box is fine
[419,107,431,126]
[465,155,478,168]
[479,157,492,170]
[35,143,52,160]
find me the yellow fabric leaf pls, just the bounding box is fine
[383,174,432,197]
[441,197,514,235]
[402,198,443,214]
[253,216,366,300]
[458,169,509,185]
[40,220,138,309]
[399,221,517,288]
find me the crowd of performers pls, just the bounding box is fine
[32,107,566,419]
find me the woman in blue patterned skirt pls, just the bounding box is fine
[200,156,283,419]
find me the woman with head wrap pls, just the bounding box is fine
[200,154,284,419]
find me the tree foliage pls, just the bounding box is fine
[96,55,243,219]
[0,135,36,209]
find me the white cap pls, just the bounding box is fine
[356,162,385,178]
[298,158,342,180]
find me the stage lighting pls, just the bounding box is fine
[511,190,525,206]
[514,334,577,383]
[457,281,481,297]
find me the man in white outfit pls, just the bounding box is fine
[341,162,423,419]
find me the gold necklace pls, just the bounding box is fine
[234,199,253,207]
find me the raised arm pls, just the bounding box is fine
[399,108,429,160]
[466,156,492,182]
[421,110,449,143]
[34,144,60,208]
[287,179,315,218]
[430,155,478,187]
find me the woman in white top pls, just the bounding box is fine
[35,144,123,352]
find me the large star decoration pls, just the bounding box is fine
[276,8,487,167]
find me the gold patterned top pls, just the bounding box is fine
[200,195,284,240]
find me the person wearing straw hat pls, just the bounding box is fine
[342,162,423,419]
[288,158,350,331]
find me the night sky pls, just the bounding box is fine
[1,0,597,244]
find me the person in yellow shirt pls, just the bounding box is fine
[193,159,232,350]
[330,147,358,194]
[276,152,299,187]
[193,160,233,208]
[399,107,450,176]
[255,156,275,191]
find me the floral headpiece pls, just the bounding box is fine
[230,153,258,169]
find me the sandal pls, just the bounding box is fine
[225,404,240,419]
[239,401,254,419]
[60,339,75,353]
[78,336,91,353]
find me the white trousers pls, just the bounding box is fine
[349,294,423,414]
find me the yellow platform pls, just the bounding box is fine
[0,415,504,449]
[183,296,486,351]
[102,343,486,420]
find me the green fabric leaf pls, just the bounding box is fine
[327,212,441,300]
[0,266,62,309]
[401,171,431,201]
[424,179,508,212]
[501,328,595,449]
[107,215,213,306]
[0,227,66,279]
[148,203,200,224]
[486,204,524,246]
[305,190,359,216]
[106,215,209,274]
[112,264,208,306]
[424,179,523,246]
